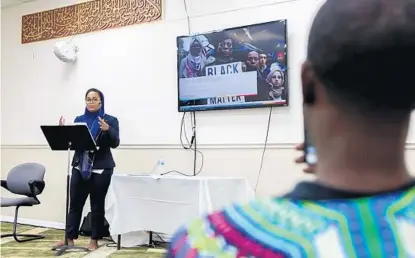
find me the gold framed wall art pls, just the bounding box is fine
[21,0,162,44]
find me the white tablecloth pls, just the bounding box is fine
[105,174,254,246]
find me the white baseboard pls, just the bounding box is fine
[2,143,415,150]
[0,143,297,150]
[0,215,65,229]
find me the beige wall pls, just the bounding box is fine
[2,144,415,225]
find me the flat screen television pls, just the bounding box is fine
[176,20,288,112]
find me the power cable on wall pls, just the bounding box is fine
[181,112,204,175]
[254,107,273,192]
[164,0,204,176]
[183,0,192,34]
[162,112,204,176]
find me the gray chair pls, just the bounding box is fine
[1,163,46,243]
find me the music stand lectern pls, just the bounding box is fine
[41,125,96,256]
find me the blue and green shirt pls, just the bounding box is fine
[167,181,415,258]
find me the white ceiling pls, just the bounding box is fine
[1,0,36,8]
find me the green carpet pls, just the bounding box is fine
[0,222,166,257]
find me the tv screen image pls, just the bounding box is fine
[177,20,288,112]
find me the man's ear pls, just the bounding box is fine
[302,61,316,105]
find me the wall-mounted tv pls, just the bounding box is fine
[177,20,288,112]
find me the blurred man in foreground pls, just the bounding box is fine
[167,0,415,257]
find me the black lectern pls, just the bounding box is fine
[41,124,96,256]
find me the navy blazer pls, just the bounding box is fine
[71,114,120,169]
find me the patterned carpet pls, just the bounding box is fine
[0,222,167,257]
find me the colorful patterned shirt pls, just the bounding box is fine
[167,184,415,258]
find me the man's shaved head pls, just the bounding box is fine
[307,0,415,115]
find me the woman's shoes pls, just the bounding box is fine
[88,240,99,251]
[51,239,74,250]
[52,239,99,251]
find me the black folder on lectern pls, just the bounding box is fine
[41,125,97,152]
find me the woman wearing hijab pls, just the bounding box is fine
[53,88,120,250]
[179,37,207,78]
[266,68,286,101]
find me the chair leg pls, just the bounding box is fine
[1,206,45,243]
